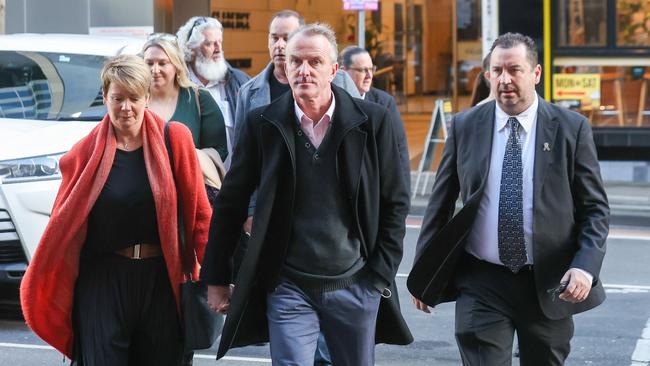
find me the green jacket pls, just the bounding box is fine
[171,86,228,160]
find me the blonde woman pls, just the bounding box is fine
[142,35,227,161]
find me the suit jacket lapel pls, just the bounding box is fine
[473,101,496,198]
[533,98,560,201]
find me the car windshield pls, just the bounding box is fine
[0,50,108,121]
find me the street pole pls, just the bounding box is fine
[358,9,365,49]
[0,0,5,34]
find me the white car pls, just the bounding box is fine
[0,34,144,289]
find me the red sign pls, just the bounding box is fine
[343,0,379,11]
[557,90,586,96]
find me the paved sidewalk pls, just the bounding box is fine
[409,172,650,227]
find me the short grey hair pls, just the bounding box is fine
[339,46,369,69]
[176,16,223,62]
[287,23,338,64]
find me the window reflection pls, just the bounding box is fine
[0,51,106,121]
[617,0,650,47]
[557,0,607,47]
[553,64,650,127]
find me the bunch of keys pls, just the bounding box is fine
[546,282,568,301]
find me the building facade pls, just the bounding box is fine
[3,0,649,175]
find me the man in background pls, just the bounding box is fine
[177,16,250,166]
[339,46,410,186]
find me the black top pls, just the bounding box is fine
[283,123,364,292]
[269,73,291,102]
[85,147,160,253]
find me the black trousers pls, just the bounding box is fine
[72,253,183,366]
[454,254,573,366]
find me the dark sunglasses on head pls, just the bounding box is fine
[187,17,208,42]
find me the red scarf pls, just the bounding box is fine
[20,110,211,358]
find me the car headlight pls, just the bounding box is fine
[0,153,65,184]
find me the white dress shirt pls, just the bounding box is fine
[465,96,593,283]
[466,96,538,265]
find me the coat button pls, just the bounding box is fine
[314,153,319,160]
[305,142,311,148]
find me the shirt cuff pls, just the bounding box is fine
[572,267,593,285]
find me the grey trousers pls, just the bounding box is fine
[266,278,381,366]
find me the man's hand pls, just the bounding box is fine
[243,216,253,235]
[207,285,234,314]
[558,268,591,303]
[411,295,432,313]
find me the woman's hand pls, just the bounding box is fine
[207,284,234,314]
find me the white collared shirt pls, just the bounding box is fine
[465,96,593,283]
[293,94,335,149]
[188,67,234,161]
[466,96,539,266]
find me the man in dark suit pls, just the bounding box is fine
[408,33,609,365]
[202,23,412,364]
[339,46,410,187]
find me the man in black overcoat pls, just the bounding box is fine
[201,23,412,365]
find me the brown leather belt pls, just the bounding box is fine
[114,244,162,259]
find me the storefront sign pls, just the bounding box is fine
[343,0,379,11]
[211,11,250,30]
[553,73,601,107]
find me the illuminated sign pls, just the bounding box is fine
[343,0,379,11]
[553,73,601,107]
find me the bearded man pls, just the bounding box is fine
[177,16,250,166]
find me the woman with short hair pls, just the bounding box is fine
[20,54,211,366]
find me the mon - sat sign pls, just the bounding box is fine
[343,0,379,11]
[552,73,601,107]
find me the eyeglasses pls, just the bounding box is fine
[348,65,377,74]
[187,17,208,42]
[147,33,178,43]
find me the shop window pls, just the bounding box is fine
[557,0,607,47]
[553,64,650,127]
[617,0,650,47]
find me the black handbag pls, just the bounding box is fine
[165,122,223,352]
